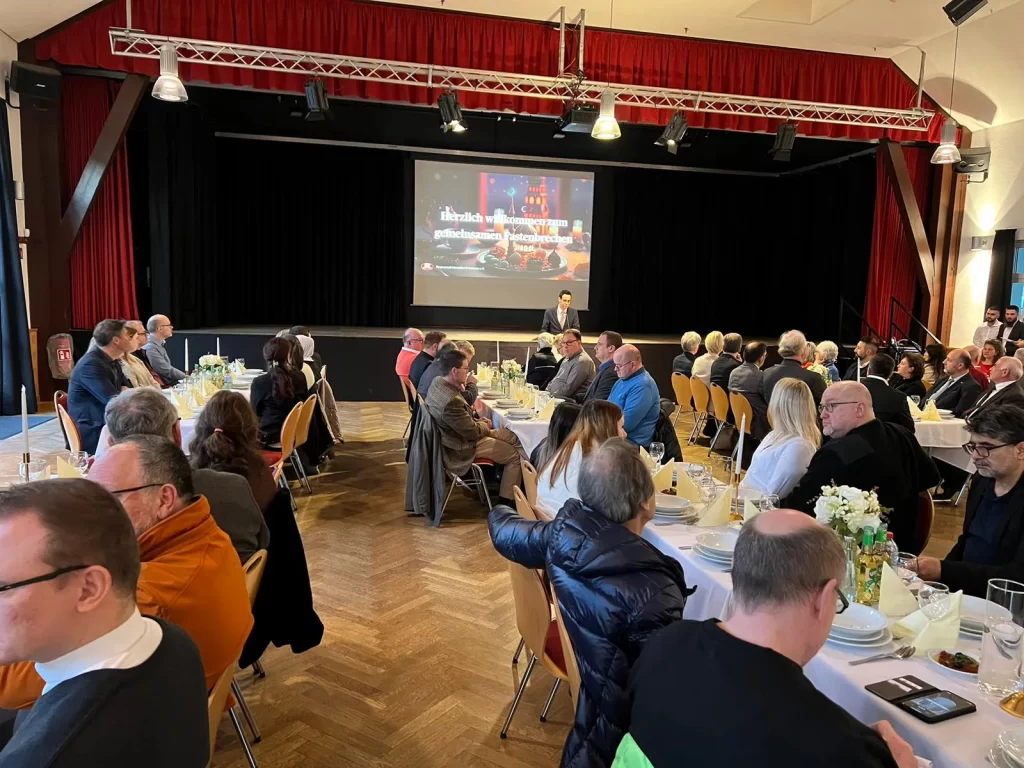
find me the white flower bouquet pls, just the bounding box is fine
[501,359,523,378]
[813,483,885,539]
[198,354,225,370]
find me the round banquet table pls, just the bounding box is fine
[914,417,973,472]
[478,399,550,459]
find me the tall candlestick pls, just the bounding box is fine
[185,338,190,373]
[496,340,500,362]
[216,337,221,358]
[736,414,746,478]
[21,385,29,458]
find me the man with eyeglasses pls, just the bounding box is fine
[143,314,187,386]
[617,509,916,768]
[395,328,425,383]
[544,329,595,401]
[917,405,1024,596]
[0,479,209,765]
[782,382,940,554]
[608,344,660,446]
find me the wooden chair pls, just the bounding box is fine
[521,460,539,507]
[913,490,935,553]
[550,585,582,710]
[500,543,569,738]
[231,550,268,747]
[510,486,540,667]
[670,373,695,426]
[208,653,257,767]
[54,391,69,446]
[728,391,754,472]
[261,403,302,507]
[56,404,82,453]
[289,394,318,494]
[400,376,416,439]
[688,376,711,445]
[708,384,735,455]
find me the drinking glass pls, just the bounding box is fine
[918,581,951,621]
[980,579,1024,697]
[649,442,665,467]
[896,552,919,585]
[757,494,780,512]
[910,396,922,407]
[69,451,89,475]
[18,459,48,483]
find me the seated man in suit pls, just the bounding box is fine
[710,333,743,393]
[583,330,622,402]
[729,342,771,440]
[0,479,209,765]
[673,331,701,376]
[861,353,915,433]
[925,348,983,418]
[966,356,1024,416]
[67,319,133,454]
[783,382,940,554]
[916,405,1024,597]
[763,330,826,407]
[408,331,447,390]
[842,337,878,381]
[541,290,581,335]
[424,347,526,504]
[545,330,596,401]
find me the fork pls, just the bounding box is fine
[848,645,915,666]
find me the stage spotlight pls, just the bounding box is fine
[591,91,621,140]
[769,123,797,162]
[931,119,962,165]
[438,91,468,133]
[304,78,331,121]
[152,44,188,102]
[655,112,688,154]
[943,0,987,26]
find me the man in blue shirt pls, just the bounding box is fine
[609,344,661,447]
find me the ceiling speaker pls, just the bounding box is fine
[9,61,61,102]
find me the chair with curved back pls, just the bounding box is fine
[913,490,936,553]
[521,460,539,507]
[261,403,302,507]
[550,585,582,710]
[53,391,69,446]
[56,404,82,454]
[400,376,416,439]
[230,549,268,750]
[708,384,735,455]
[208,652,257,767]
[509,486,541,667]
[670,373,695,427]
[688,377,711,446]
[289,394,318,494]
[728,391,754,474]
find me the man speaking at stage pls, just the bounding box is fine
[541,290,581,334]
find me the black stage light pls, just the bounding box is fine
[655,112,689,155]
[942,0,987,26]
[438,90,468,133]
[769,123,797,162]
[304,78,331,121]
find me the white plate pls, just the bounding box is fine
[998,728,1024,767]
[480,392,499,400]
[926,649,979,680]
[937,408,953,416]
[507,409,534,417]
[962,595,1012,630]
[496,400,521,408]
[505,414,534,421]
[693,544,733,564]
[831,603,887,637]
[990,746,1018,768]
[655,495,691,512]
[693,548,732,569]
[830,626,885,642]
[695,531,738,555]
[826,627,893,649]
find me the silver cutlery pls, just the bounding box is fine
[678,545,693,550]
[848,645,915,666]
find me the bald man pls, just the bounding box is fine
[143,314,186,385]
[608,344,661,446]
[395,328,425,381]
[967,356,1024,416]
[782,382,940,554]
[925,348,983,417]
[620,509,917,768]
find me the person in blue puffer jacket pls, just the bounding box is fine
[488,438,694,768]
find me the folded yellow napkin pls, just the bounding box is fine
[879,563,919,618]
[893,590,962,655]
[652,459,675,492]
[189,388,206,408]
[743,498,760,522]
[170,392,194,419]
[676,471,704,504]
[203,379,217,398]
[536,399,555,421]
[921,400,942,422]
[639,446,653,468]
[697,486,734,527]
[56,457,81,478]
[908,397,923,419]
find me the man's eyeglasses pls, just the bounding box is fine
[835,586,849,614]
[818,401,858,414]
[613,361,632,370]
[107,482,165,496]
[158,324,173,329]
[0,564,90,594]
[963,441,1016,458]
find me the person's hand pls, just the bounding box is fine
[916,556,941,581]
[479,418,492,430]
[872,721,916,768]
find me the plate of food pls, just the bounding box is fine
[927,649,979,679]
[478,244,569,279]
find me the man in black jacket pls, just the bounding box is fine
[763,330,826,407]
[917,405,1024,596]
[783,382,941,554]
[842,337,879,381]
[925,348,983,418]
[583,330,623,403]
[541,289,581,335]
[487,439,692,768]
[67,319,133,454]
[408,331,447,389]
[998,304,1024,354]
[710,333,743,392]
[965,356,1024,417]
[861,354,915,433]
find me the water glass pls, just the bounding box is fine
[69,451,89,475]
[980,579,1024,697]
[649,442,665,467]
[18,459,48,483]
[910,396,922,407]
[756,494,780,512]
[896,552,919,585]
[918,581,951,621]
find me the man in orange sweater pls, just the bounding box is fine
[0,435,253,709]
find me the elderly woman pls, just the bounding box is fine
[673,331,701,376]
[295,334,322,381]
[691,331,723,388]
[802,342,831,389]
[527,332,559,389]
[816,340,841,384]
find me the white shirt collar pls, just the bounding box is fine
[950,372,968,383]
[35,609,162,695]
[995,380,1015,391]
[401,346,419,354]
[865,375,889,384]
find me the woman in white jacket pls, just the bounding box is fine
[741,378,821,499]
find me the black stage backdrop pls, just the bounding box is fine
[133,100,875,340]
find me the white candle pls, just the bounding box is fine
[736,414,746,478]
[216,337,221,358]
[21,385,29,457]
[856,362,861,382]
[185,338,190,372]
[525,348,530,378]
[496,340,500,363]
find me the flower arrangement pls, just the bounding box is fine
[813,483,887,539]
[198,354,225,370]
[501,359,523,378]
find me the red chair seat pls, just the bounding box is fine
[544,620,566,673]
[474,458,496,467]
[260,450,283,465]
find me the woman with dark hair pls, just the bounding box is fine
[979,339,1005,378]
[282,333,316,389]
[923,343,946,387]
[529,401,582,469]
[189,390,279,511]
[892,352,927,404]
[250,337,309,447]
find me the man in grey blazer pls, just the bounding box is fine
[729,342,771,439]
[143,314,187,385]
[541,290,581,335]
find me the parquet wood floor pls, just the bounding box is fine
[0,404,963,767]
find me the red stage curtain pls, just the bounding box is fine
[62,75,139,328]
[864,147,933,337]
[36,0,940,142]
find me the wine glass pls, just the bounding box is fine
[69,451,89,475]
[910,395,922,407]
[896,552,919,585]
[649,442,665,468]
[918,581,951,620]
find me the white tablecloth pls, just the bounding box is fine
[643,521,1017,767]
[169,383,252,453]
[478,400,550,458]
[916,418,973,472]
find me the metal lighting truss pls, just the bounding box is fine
[108,26,934,132]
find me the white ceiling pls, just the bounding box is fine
[0,0,98,42]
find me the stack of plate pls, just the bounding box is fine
[960,594,1010,639]
[496,399,520,409]
[654,495,696,522]
[693,531,737,568]
[993,728,1024,768]
[828,604,892,648]
[479,390,500,400]
[505,408,535,421]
